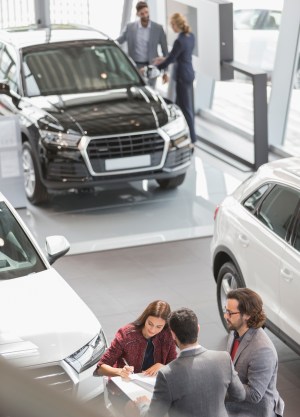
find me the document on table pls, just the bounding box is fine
[130,373,156,392]
[111,373,156,401]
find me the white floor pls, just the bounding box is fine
[17,147,250,255]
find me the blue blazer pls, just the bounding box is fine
[157,31,195,83]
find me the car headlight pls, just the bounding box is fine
[161,111,190,147]
[65,330,106,373]
[40,130,81,149]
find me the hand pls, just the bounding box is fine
[120,365,134,379]
[152,56,165,66]
[162,73,169,84]
[135,395,151,405]
[139,66,146,76]
[142,362,163,376]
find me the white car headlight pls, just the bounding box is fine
[162,115,188,138]
[40,130,81,149]
[65,330,106,373]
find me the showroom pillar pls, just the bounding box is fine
[34,0,50,28]
[268,0,300,149]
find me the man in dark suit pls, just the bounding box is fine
[135,307,245,417]
[116,1,168,86]
[224,288,285,417]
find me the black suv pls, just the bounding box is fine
[0,25,192,204]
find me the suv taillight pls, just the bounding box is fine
[214,206,219,221]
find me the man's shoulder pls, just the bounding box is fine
[150,21,164,30]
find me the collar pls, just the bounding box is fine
[180,344,201,354]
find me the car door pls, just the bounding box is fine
[237,185,284,326]
[279,208,300,347]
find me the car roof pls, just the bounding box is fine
[233,0,283,12]
[0,24,109,49]
[256,157,300,189]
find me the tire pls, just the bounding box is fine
[22,142,48,205]
[156,173,186,189]
[216,261,245,330]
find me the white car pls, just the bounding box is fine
[233,0,283,77]
[0,192,107,400]
[211,157,300,355]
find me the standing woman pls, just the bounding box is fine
[94,300,177,378]
[154,13,196,144]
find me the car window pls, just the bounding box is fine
[234,9,264,30]
[22,43,142,97]
[262,11,281,30]
[0,202,46,279]
[293,216,300,252]
[234,9,281,30]
[243,184,269,211]
[257,185,300,240]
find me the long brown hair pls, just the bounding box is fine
[170,13,191,34]
[132,300,171,329]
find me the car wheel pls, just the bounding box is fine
[216,262,245,330]
[22,142,48,204]
[156,173,186,189]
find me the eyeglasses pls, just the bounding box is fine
[223,308,241,317]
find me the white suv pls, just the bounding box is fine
[0,191,107,400]
[211,157,300,355]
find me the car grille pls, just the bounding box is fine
[24,365,74,396]
[86,132,165,174]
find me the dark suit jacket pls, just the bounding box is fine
[226,328,285,417]
[140,346,245,417]
[157,31,195,83]
[116,21,168,63]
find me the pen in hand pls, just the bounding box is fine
[122,358,134,375]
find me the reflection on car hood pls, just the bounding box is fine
[27,87,169,136]
[0,269,100,367]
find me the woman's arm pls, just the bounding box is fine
[156,37,183,70]
[96,362,133,378]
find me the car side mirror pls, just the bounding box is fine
[45,235,70,265]
[0,81,21,108]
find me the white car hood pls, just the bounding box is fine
[0,269,100,367]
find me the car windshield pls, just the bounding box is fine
[22,43,142,97]
[0,201,45,279]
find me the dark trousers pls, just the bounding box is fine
[176,79,196,143]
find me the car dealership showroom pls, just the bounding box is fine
[0,0,299,416]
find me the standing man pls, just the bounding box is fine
[135,307,245,417]
[116,1,168,84]
[224,288,284,417]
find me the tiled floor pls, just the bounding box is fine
[55,238,300,417]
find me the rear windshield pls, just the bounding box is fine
[0,202,45,279]
[22,42,142,97]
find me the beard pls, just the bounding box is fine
[141,15,149,24]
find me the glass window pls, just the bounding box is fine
[257,185,300,239]
[234,9,263,30]
[0,44,18,92]
[243,184,269,211]
[293,216,300,252]
[23,43,142,97]
[0,202,45,280]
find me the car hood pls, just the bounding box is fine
[0,269,100,367]
[25,87,169,136]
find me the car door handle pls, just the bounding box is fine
[280,268,294,283]
[238,234,249,247]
